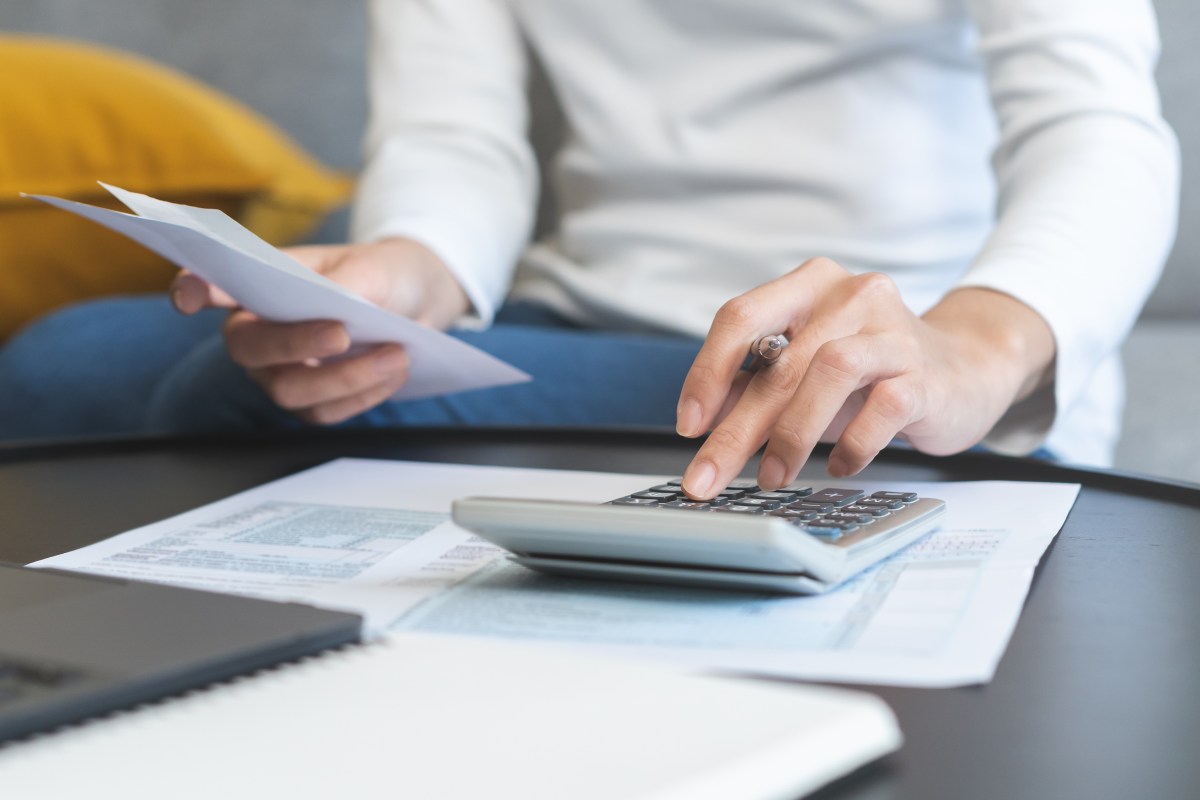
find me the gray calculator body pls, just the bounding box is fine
[452,486,945,594]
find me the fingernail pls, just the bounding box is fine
[316,324,349,355]
[374,347,408,377]
[758,454,787,491]
[827,453,850,478]
[171,283,198,315]
[682,460,716,499]
[676,397,702,438]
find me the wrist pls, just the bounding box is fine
[923,287,1056,407]
[373,237,472,329]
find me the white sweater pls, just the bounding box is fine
[352,0,1179,466]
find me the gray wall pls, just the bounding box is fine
[1147,0,1200,320]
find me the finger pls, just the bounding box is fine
[681,337,816,499]
[169,271,237,314]
[710,370,753,429]
[252,345,409,412]
[676,259,840,438]
[826,376,925,477]
[224,312,351,369]
[295,370,410,426]
[758,333,906,488]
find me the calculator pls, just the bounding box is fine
[452,479,945,594]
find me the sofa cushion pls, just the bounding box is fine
[0,35,352,338]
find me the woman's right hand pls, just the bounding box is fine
[169,237,470,425]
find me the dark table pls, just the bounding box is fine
[2,427,1198,799]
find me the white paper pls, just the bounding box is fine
[35,458,1080,687]
[26,184,530,400]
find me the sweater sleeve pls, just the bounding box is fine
[351,0,538,325]
[956,0,1180,455]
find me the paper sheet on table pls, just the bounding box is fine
[35,458,1080,688]
[25,184,530,400]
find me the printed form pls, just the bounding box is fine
[36,459,1079,687]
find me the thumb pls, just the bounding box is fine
[169,271,237,315]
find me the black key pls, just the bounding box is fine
[727,479,761,490]
[858,497,904,510]
[716,488,748,500]
[807,488,866,507]
[825,511,874,525]
[736,497,783,510]
[790,501,835,513]
[632,491,676,501]
[705,496,732,507]
[782,483,814,496]
[713,504,764,514]
[811,518,862,532]
[610,497,661,506]
[871,490,918,503]
[845,503,890,517]
[666,478,684,486]
[660,500,713,510]
[647,484,682,494]
[771,508,820,521]
[750,491,799,503]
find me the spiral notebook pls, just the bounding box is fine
[0,631,902,799]
[0,562,361,743]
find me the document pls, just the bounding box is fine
[36,458,1080,687]
[26,184,530,400]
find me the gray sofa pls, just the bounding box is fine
[7,0,1198,482]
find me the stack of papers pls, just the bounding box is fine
[36,458,1080,688]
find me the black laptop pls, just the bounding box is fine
[0,562,361,742]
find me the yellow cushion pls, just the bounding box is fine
[0,35,354,339]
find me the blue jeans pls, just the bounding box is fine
[0,295,703,440]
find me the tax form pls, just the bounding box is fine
[35,458,1080,687]
[26,185,530,400]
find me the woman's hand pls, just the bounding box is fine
[675,257,1055,499]
[169,237,470,425]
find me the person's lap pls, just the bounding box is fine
[0,295,702,440]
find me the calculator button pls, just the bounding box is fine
[871,491,917,503]
[610,497,662,506]
[812,518,862,532]
[845,503,890,517]
[713,504,764,514]
[666,478,684,486]
[632,491,677,501]
[750,491,799,503]
[716,489,748,501]
[858,497,904,510]
[790,501,835,513]
[660,500,713,511]
[727,479,761,490]
[806,488,866,507]
[736,497,783,510]
[648,484,682,494]
[771,508,819,521]
[705,496,732,507]
[782,483,814,496]
[825,511,874,525]
[798,523,846,540]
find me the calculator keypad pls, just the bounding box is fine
[608,481,924,541]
